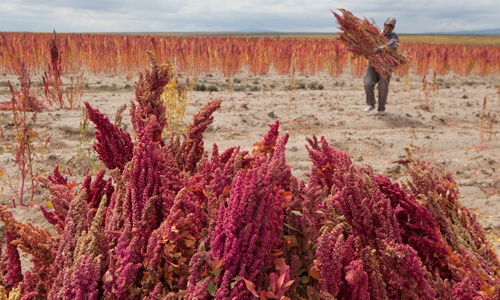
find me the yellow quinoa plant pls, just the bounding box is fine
[161,65,189,136]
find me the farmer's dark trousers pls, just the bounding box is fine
[364,65,391,112]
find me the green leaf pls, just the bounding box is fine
[176,290,188,298]
[315,210,326,218]
[231,276,242,289]
[230,281,238,289]
[212,268,221,277]
[198,241,206,252]
[309,286,321,300]
[305,241,310,251]
[283,222,300,232]
[207,280,217,295]
[291,210,303,216]
[196,278,206,286]
[259,265,272,274]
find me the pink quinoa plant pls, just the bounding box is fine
[42,30,65,108]
[172,98,222,173]
[130,51,170,141]
[303,137,500,299]
[3,230,23,289]
[209,135,292,299]
[84,101,134,172]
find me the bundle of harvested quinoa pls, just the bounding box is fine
[332,8,408,78]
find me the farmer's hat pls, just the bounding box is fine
[385,17,396,27]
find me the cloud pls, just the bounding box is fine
[332,0,500,33]
[0,0,498,33]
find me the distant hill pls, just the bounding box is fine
[429,28,500,35]
[236,29,278,33]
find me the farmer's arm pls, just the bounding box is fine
[385,33,400,49]
[378,33,399,52]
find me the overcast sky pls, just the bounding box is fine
[1,0,499,34]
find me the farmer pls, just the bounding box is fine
[363,17,399,115]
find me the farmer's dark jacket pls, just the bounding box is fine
[384,32,399,50]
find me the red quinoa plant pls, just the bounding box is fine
[42,30,85,109]
[0,61,51,206]
[42,30,64,108]
[0,52,499,299]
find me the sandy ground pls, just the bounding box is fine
[1,69,500,266]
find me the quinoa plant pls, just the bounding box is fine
[42,30,64,108]
[479,96,496,149]
[0,62,51,206]
[287,67,296,110]
[42,30,85,109]
[421,74,432,111]
[161,65,190,136]
[113,104,127,129]
[64,71,85,109]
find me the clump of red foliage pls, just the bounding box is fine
[0,53,498,299]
